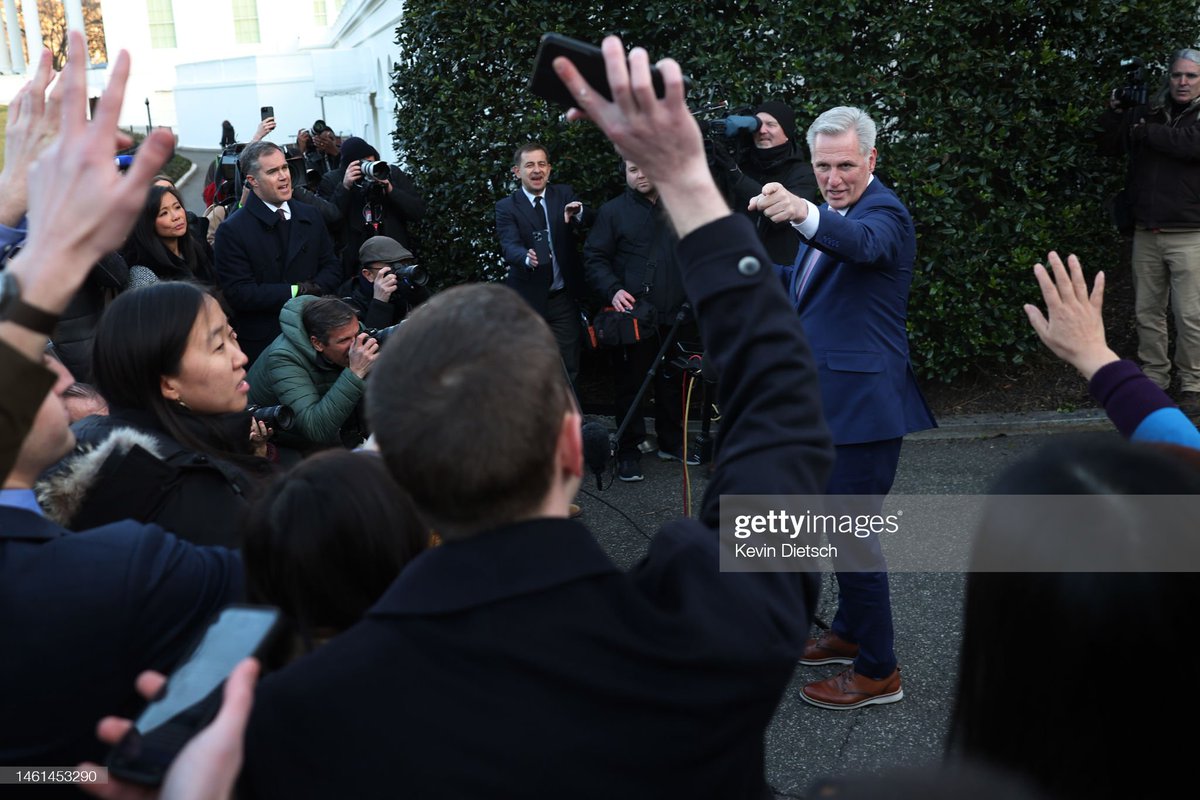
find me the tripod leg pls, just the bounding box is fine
[613,313,686,447]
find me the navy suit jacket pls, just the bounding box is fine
[213,192,342,361]
[495,184,589,316]
[0,507,241,774]
[782,178,935,446]
[241,214,834,799]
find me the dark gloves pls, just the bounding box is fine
[297,281,323,297]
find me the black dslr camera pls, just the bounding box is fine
[248,404,294,431]
[1114,57,1148,110]
[388,262,428,288]
[365,321,404,348]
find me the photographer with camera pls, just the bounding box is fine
[306,119,340,177]
[1099,48,1200,412]
[710,101,819,265]
[337,235,430,331]
[318,137,426,279]
[246,295,377,452]
[585,159,694,481]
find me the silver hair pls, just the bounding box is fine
[1173,48,1200,67]
[806,106,877,156]
[238,141,286,179]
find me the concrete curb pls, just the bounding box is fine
[633,408,1116,444]
[908,408,1112,440]
[173,160,199,189]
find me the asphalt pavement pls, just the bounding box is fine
[576,409,1117,798]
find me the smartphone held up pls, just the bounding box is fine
[106,605,282,786]
[527,33,691,110]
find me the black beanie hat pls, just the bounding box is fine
[339,137,380,170]
[753,101,797,143]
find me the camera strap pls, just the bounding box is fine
[362,198,383,234]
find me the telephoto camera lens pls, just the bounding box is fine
[393,263,428,287]
[364,161,391,181]
[248,404,294,432]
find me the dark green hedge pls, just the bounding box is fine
[394,1,1194,381]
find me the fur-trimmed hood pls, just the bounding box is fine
[36,428,165,527]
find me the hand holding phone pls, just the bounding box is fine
[105,605,282,786]
[80,658,260,799]
[528,33,690,110]
[531,229,552,269]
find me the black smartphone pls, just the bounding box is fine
[260,106,274,121]
[107,605,282,785]
[528,33,690,110]
[531,229,552,269]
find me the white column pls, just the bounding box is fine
[23,0,42,59]
[3,0,22,73]
[65,0,85,35]
[0,9,14,73]
[63,0,87,65]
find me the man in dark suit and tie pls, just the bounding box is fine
[495,142,589,382]
[751,106,936,710]
[214,141,343,363]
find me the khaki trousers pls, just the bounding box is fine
[1131,228,1200,392]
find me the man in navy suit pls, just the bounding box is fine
[214,142,343,363]
[495,142,589,382]
[752,106,936,709]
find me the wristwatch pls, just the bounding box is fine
[0,270,60,335]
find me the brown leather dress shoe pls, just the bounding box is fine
[799,630,859,666]
[800,667,903,710]
[569,503,583,518]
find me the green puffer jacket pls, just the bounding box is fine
[246,295,365,449]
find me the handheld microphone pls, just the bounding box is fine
[581,422,612,490]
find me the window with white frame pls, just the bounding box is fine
[232,0,261,44]
[147,0,177,48]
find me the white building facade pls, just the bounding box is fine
[0,0,406,162]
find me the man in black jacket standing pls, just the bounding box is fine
[318,137,426,279]
[1099,48,1200,411]
[585,160,694,480]
[720,101,820,266]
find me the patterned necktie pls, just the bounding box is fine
[795,246,821,304]
[533,195,562,290]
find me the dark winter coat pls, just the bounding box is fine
[584,188,686,319]
[40,409,260,547]
[1099,92,1200,229]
